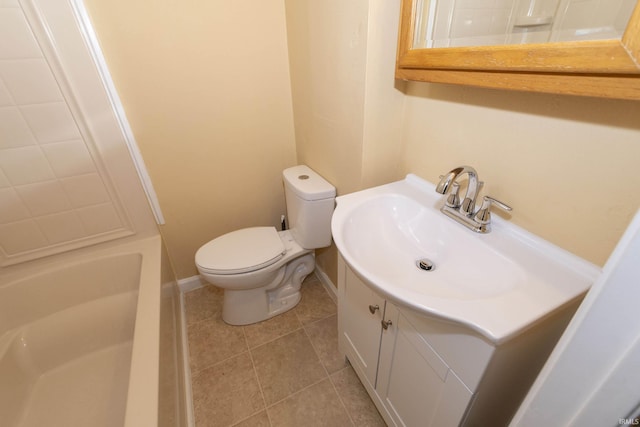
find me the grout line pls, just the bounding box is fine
[263,375,331,409]
[244,328,272,427]
[185,276,345,426]
[327,368,357,427]
[299,309,355,427]
[187,328,250,377]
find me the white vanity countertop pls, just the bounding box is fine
[331,174,601,344]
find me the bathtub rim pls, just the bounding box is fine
[0,234,163,427]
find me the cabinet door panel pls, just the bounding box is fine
[341,266,386,387]
[378,306,472,427]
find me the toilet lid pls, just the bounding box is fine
[195,227,286,275]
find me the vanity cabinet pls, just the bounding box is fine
[339,262,478,426]
[376,303,473,427]
[337,254,579,426]
[340,264,387,388]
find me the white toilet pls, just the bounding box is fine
[195,165,336,325]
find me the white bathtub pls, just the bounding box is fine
[0,235,183,427]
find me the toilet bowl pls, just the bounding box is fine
[195,165,336,325]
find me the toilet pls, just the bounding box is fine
[195,165,336,325]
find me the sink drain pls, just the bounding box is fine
[416,258,435,271]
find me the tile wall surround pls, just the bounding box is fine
[427,0,635,47]
[0,2,133,266]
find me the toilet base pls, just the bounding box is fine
[221,253,315,325]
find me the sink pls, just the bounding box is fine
[342,193,526,300]
[332,174,601,343]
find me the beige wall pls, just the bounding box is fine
[285,0,640,286]
[401,84,640,266]
[84,0,297,278]
[86,0,640,280]
[285,0,406,282]
[284,0,367,196]
[284,0,365,282]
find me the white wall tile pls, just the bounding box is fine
[77,203,123,234]
[0,3,137,265]
[60,173,110,208]
[0,187,29,223]
[0,9,42,59]
[40,140,96,177]
[35,211,86,244]
[0,59,63,104]
[0,106,36,149]
[0,219,48,254]
[0,0,21,8]
[0,167,9,187]
[14,180,72,216]
[0,79,14,106]
[562,0,597,29]
[20,102,81,144]
[0,146,55,185]
[451,8,512,38]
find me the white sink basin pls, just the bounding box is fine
[331,174,601,343]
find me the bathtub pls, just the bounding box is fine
[0,235,184,427]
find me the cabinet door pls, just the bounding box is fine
[377,304,473,427]
[340,266,386,388]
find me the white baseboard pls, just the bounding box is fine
[178,275,204,293]
[314,264,337,303]
[181,270,336,301]
[178,289,195,427]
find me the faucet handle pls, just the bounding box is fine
[445,182,461,208]
[460,181,484,215]
[474,196,512,225]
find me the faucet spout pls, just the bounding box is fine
[435,165,511,233]
[436,166,481,215]
[435,169,460,194]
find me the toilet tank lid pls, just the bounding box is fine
[195,227,285,274]
[283,165,336,201]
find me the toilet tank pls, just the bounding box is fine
[283,165,336,249]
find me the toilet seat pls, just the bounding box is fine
[195,227,286,275]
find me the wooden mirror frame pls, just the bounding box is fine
[396,0,640,100]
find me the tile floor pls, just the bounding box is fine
[184,274,387,427]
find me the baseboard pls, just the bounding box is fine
[178,275,204,294]
[314,264,337,303]
[178,285,196,427]
[180,270,335,301]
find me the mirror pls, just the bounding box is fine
[396,0,640,99]
[414,0,637,48]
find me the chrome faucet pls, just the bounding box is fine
[435,166,511,233]
[435,166,482,215]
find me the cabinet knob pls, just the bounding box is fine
[368,304,380,314]
[381,319,393,330]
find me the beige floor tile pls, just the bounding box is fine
[268,378,353,427]
[231,410,271,427]
[243,309,302,349]
[192,352,265,427]
[295,278,337,325]
[188,316,247,372]
[304,314,348,374]
[185,285,224,325]
[331,365,386,427]
[251,329,327,406]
